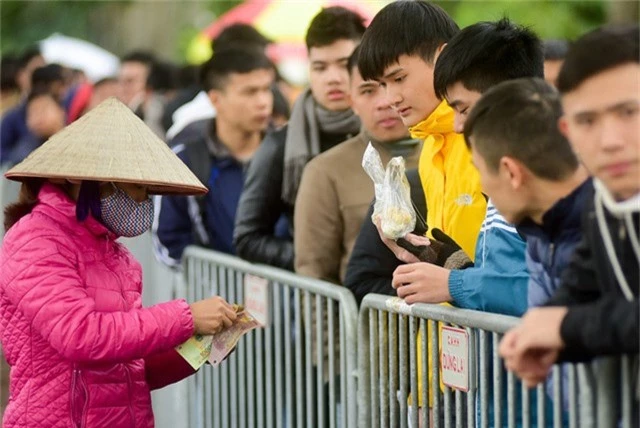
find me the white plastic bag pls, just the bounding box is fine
[362,143,416,239]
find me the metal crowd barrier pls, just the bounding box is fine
[357,294,638,428]
[182,246,359,428]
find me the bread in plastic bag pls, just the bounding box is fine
[362,143,416,239]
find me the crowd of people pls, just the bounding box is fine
[0,1,638,426]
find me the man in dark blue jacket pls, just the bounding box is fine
[496,26,639,387]
[152,47,275,267]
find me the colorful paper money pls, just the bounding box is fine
[208,309,260,366]
[176,304,259,369]
[176,334,213,370]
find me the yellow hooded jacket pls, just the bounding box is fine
[408,101,486,407]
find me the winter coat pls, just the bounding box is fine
[0,183,195,427]
[547,183,639,360]
[233,125,351,271]
[409,101,486,258]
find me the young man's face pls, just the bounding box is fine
[349,67,408,143]
[210,68,274,135]
[27,95,65,139]
[444,82,483,133]
[308,39,357,112]
[118,61,149,106]
[471,146,528,224]
[560,63,640,200]
[378,54,441,128]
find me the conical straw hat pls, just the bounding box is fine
[5,97,207,196]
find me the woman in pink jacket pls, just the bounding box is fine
[0,98,237,427]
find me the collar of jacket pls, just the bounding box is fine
[408,100,455,142]
[206,119,262,165]
[36,182,115,240]
[519,178,593,239]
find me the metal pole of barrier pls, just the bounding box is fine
[255,320,263,428]
[328,298,336,428]
[430,319,440,428]
[493,333,502,428]
[316,295,325,427]
[390,313,399,428]
[454,389,462,428]
[444,386,452,428]
[284,285,293,428]
[577,364,595,428]
[479,330,488,428]
[537,383,546,427]
[522,379,530,428]
[409,316,418,428]
[568,364,577,428]
[399,314,408,428]
[507,370,516,428]
[420,318,428,428]
[358,307,371,428]
[380,311,390,427]
[371,309,380,428]
[621,355,632,428]
[235,271,246,428]
[304,291,313,428]
[596,357,618,428]
[467,328,476,428]
[274,284,284,428]
[294,288,304,428]
[229,268,240,428]
[553,365,562,428]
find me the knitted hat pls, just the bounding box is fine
[5,97,207,195]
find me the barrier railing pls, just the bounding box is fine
[356,294,636,428]
[182,246,359,428]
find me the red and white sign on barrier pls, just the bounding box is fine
[440,326,470,391]
[244,274,269,327]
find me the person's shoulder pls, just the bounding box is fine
[308,133,365,169]
[262,124,289,147]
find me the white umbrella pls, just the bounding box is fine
[39,33,120,82]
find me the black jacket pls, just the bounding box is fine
[547,186,639,362]
[344,169,427,306]
[233,125,352,271]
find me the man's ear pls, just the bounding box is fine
[500,156,525,190]
[208,89,221,109]
[433,43,447,64]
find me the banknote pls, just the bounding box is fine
[176,304,259,369]
[176,333,213,370]
[208,309,260,366]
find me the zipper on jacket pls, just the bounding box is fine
[71,368,88,428]
[548,242,556,270]
[124,365,136,426]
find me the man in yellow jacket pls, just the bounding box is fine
[357,0,487,420]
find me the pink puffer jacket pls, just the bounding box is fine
[0,183,196,427]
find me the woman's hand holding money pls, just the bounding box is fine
[190,296,238,335]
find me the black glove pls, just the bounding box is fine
[396,228,473,269]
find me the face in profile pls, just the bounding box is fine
[118,61,149,106]
[377,54,441,128]
[560,63,640,201]
[444,82,483,134]
[308,39,357,112]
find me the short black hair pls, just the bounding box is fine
[26,86,62,107]
[464,78,578,181]
[305,6,366,50]
[121,51,156,68]
[557,25,639,94]
[200,47,274,92]
[147,61,179,92]
[31,64,64,89]
[213,23,272,51]
[434,18,543,100]
[358,1,458,81]
[543,39,570,61]
[347,44,361,76]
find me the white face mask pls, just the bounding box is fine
[100,184,153,237]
